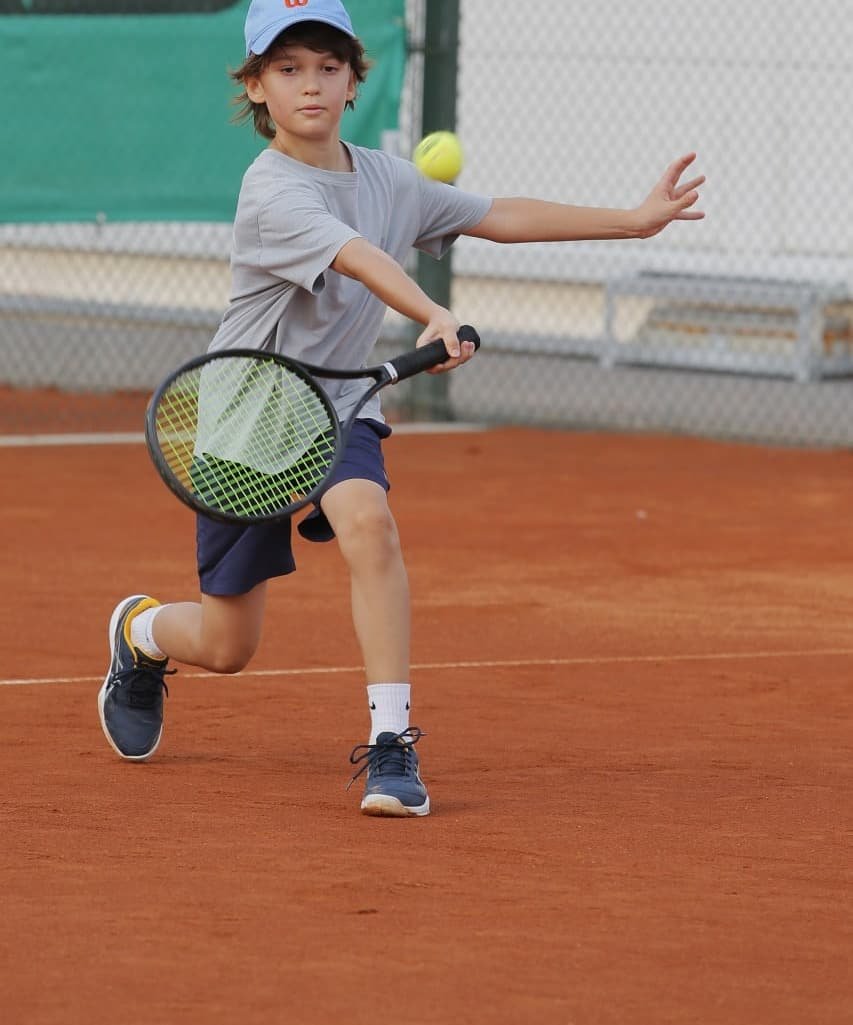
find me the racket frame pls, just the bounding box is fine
[145,327,480,526]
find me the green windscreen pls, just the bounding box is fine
[1,0,406,222]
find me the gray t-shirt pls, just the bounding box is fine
[208,144,492,423]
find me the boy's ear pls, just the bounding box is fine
[246,76,265,104]
[346,69,357,104]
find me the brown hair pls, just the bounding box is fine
[230,22,371,140]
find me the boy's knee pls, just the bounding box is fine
[337,504,400,559]
[204,640,255,675]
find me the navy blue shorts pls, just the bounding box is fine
[196,419,392,596]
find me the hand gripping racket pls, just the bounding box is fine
[145,325,480,525]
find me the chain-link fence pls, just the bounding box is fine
[445,0,853,446]
[2,1,852,444]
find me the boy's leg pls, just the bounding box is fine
[98,584,266,761]
[149,586,268,675]
[321,479,429,817]
[320,478,409,683]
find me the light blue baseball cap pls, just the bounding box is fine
[244,0,356,56]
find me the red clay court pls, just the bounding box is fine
[1,427,851,1024]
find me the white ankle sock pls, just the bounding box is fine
[130,605,167,660]
[367,683,411,743]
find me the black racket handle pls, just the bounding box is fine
[388,325,481,383]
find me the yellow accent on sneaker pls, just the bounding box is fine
[121,596,162,658]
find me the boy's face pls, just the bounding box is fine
[247,44,356,145]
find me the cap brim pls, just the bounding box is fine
[249,16,356,55]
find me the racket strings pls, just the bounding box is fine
[153,356,338,519]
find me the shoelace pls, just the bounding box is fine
[114,664,176,710]
[346,726,424,791]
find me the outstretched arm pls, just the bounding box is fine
[465,153,705,243]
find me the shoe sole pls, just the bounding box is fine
[97,594,162,763]
[361,794,430,817]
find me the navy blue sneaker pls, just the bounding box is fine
[98,595,172,761]
[348,727,430,817]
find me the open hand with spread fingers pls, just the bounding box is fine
[632,152,706,239]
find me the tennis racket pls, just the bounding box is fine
[145,325,480,525]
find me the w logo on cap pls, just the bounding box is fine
[246,0,355,56]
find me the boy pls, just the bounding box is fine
[98,0,705,817]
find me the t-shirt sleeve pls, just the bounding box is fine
[413,173,493,259]
[256,192,362,293]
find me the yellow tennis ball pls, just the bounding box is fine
[413,131,464,183]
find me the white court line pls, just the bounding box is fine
[0,423,487,448]
[0,432,145,447]
[3,648,853,688]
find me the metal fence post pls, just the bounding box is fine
[409,0,460,420]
